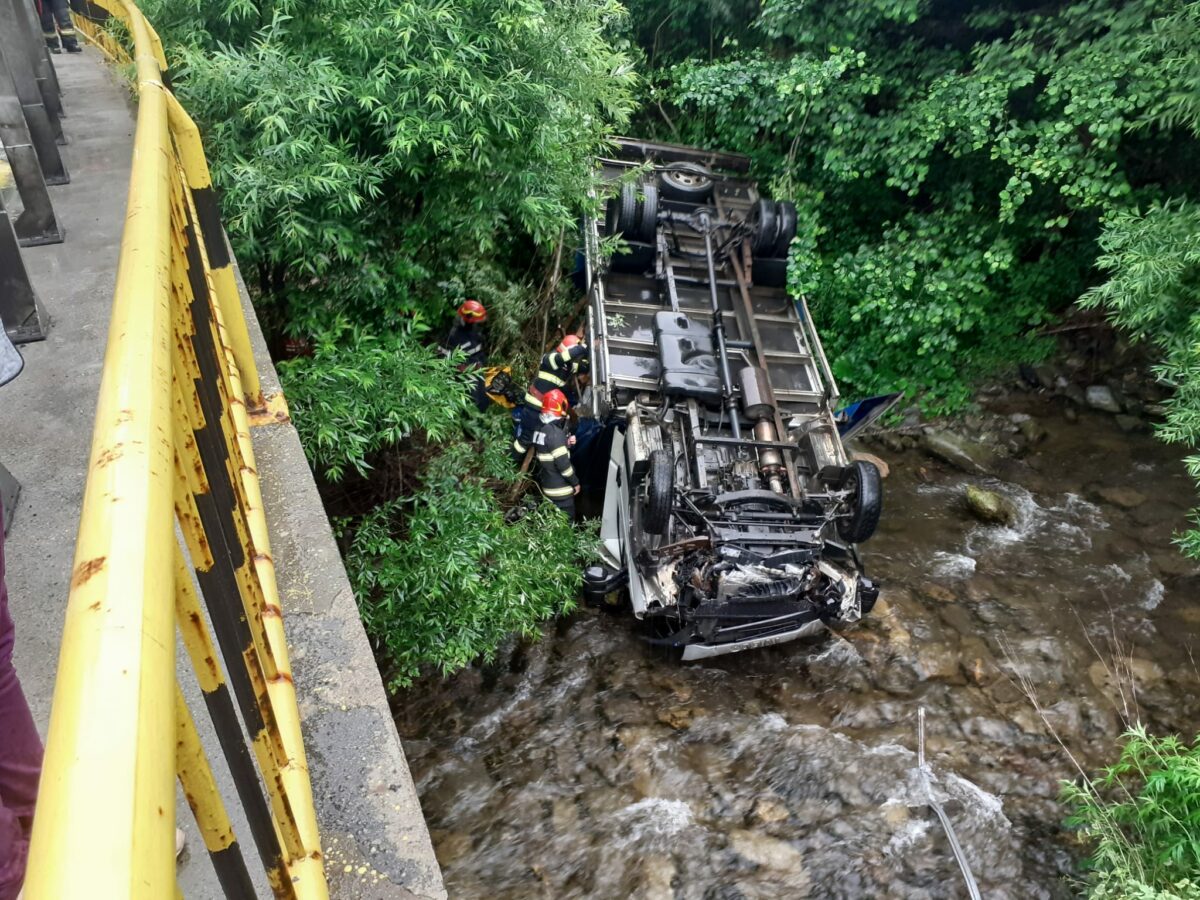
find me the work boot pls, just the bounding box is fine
[43,32,60,53]
[65,42,82,53]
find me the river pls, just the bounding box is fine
[394,392,1200,899]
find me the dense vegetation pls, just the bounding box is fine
[121,1,1199,892]
[135,0,632,684]
[1064,727,1200,899]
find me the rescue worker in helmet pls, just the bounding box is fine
[531,389,580,519]
[512,334,589,463]
[440,300,490,411]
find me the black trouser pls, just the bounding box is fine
[549,495,575,521]
[38,0,78,50]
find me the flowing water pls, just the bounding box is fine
[395,395,1200,899]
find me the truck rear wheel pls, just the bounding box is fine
[750,199,779,256]
[636,182,659,242]
[837,459,882,543]
[660,163,714,201]
[773,201,797,257]
[644,449,674,535]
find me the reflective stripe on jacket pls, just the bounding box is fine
[530,418,577,498]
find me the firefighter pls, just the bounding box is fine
[440,299,490,411]
[531,389,579,519]
[512,335,589,462]
[38,0,81,53]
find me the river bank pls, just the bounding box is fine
[394,367,1200,898]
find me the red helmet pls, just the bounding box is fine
[458,300,487,323]
[541,389,569,417]
[557,334,582,353]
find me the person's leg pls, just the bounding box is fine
[50,0,80,51]
[553,496,576,521]
[0,508,43,900]
[37,0,61,51]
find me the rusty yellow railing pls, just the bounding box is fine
[26,3,326,897]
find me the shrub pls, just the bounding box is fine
[345,421,595,687]
[1063,726,1200,900]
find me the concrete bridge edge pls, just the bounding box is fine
[231,260,447,900]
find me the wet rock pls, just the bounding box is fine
[1033,364,1059,390]
[1062,383,1087,407]
[920,428,999,475]
[1131,502,1182,528]
[937,602,977,637]
[876,432,907,454]
[1114,414,1150,434]
[751,795,791,825]
[729,830,810,882]
[1086,385,1122,413]
[1088,658,1164,693]
[965,485,1018,526]
[1089,485,1146,509]
[958,637,1003,686]
[430,829,474,868]
[851,450,890,479]
[637,854,677,900]
[961,716,1019,743]
[920,582,957,604]
[1017,417,1048,444]
[601,693,655,726]
[657,706,704,730]
[1152,549,1199,578]
[916,643,968,684]
[1063,404,1079,423]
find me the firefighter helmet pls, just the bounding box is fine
[541,388,569,417]
[556,334,582,353]
[458,299,487,323]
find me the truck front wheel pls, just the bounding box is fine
[837,459,882,543]
[644,449,674,535]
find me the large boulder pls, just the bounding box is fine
[965,485,1018,526]
[920,428,999,475]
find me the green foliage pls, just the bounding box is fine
[141,0,636,334]
[1063,726,1200,899]
[279,327,470,481]
[1081,201,1200,556]
[634,0,1197,410]
[346,418,595,687]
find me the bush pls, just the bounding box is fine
[345,420,595,687]
[279,326,471,481]
[1063,726,1200,899]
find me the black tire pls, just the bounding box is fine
[644,449,674,535]
[772,201,797,257]
[616,182,638,235]
[659,163,714,202]
[837,459,883,543]
[750,198,779,256]
[636,181,659,242]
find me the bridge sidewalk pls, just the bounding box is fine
[0,48,443,899]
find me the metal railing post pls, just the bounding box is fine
[0,0,68,184]
[9,0,66,140]
[0,53,65,245]
[0,192,48,342]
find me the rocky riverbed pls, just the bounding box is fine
[395,374,1200,898]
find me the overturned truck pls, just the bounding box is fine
[580,139,888,660]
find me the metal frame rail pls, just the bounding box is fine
[23,2,327,897]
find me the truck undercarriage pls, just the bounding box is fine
[580,139,885,659]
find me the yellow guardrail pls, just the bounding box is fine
[27,3,327,898]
